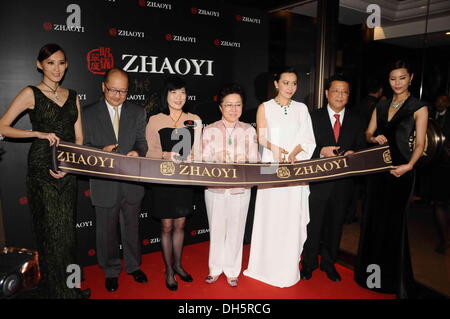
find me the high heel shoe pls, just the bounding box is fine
[226,277,238,287]
[173,268,193,282]
[205,275,219,284]
[165,274,178,291]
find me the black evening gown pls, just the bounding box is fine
[354,95,427,298]
[26,86,80,298]
[151,127,195,219]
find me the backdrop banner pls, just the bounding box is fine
[52,142,394,186]
[0,0,268,266]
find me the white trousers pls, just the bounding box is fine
[204,189,251,278]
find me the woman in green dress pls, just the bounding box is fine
[0,43,88,298]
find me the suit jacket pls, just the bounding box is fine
[82,99,148,208]
[310,106,366,194]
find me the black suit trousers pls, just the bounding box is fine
[95,192,141,278]
[302,178,354,269]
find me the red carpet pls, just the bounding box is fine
[81,241,395,299]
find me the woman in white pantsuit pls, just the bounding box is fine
[202,83,259,287]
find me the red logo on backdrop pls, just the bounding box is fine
[43,22,53,31]
[109,28,117,36]
[213,39,220,46]
[191,230,197,236]
[84,189,91,198]
[88,249,96,256]
[19,197,28,205]
[213,95,218,102]
[87,47,114,75]
[142,239,149,246]
[191,7,198,14]
[165,34,173,41]
[236,15,242,21]
[138,0,146,7]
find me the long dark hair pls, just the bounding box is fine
[160,76,187,115]
[273,66,298,82]
[387,59,413,76]
[37,43,66,62]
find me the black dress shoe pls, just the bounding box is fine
[300,268,313,280]
[77,288,91,299]
[105,277,118,292]
[320,265,341,282]
[128,269,148,283]
[165,274,178,291]
[173,268,193,282]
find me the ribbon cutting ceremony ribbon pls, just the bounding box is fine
[51,142,394,187]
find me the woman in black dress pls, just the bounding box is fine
[146,76,202,290]
[355,60,428,298]
[0,44,88,298]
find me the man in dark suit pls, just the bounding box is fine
[82,68,148,292]
[301,75,366,282]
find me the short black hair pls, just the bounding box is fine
[160,76,187,115]
[37,43,66,62]
[325,75,351,91]
[218,83,246,109]
[274,67,298,82]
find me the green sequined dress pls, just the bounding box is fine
[26,86,80,298]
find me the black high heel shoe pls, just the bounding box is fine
[165,274,178,291]
[173,267,193,282]
[76,288,91,299]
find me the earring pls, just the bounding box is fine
[409,81,411,86]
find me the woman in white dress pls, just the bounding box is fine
[243,67,316,287]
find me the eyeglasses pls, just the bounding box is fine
[329,89,349,96]
[222,103,242,109]
[104,84,128,96]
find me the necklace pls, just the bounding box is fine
[390,93,410,109]
[170,111,183,134]
[274,98,291,115]
[170,111,183,128]
[42,81,59,100]
[222,120,238,145]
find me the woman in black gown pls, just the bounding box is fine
[0,44,88,298]
[146,76,202,290]
[355,60,428,299]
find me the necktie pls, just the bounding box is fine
[113,106,120,141]
[333,114,341,143]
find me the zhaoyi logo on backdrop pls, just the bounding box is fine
[191,7,220,17]
[109,28,145,38]
[142,237,161,246]
[122,54,214,76]
[213,39,241,48]
[165,34,196,43]
[138,0,172,10]
[87,47,115,75]
[191,229,209,236]
[76,220,93,229]
[235,14,261,24]
[43,4,85,33]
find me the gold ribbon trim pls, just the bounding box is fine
[52,142,393,186]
